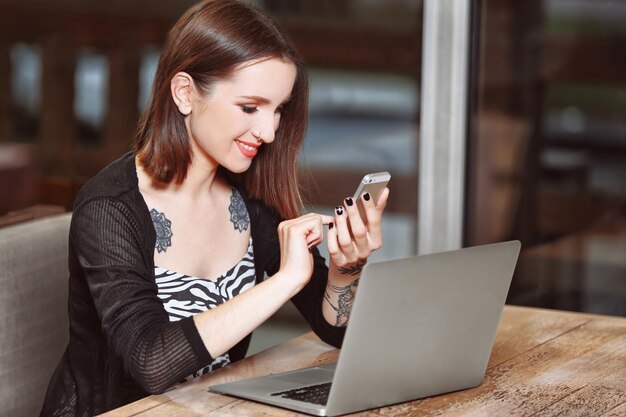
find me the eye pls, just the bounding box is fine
[240,105,258,114]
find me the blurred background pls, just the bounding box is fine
[0,0,624,353]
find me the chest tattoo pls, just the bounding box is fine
[228,188,250,233]
[150,208,173,253]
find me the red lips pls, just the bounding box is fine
[236,140,260,158]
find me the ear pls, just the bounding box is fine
[171,72,194,115]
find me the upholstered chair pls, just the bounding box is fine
[0,213,71,417]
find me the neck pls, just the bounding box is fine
[136,153,222,203]
[180,152,221,197]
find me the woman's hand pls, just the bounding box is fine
[327,188,389,271]
[322,188,389,326]
[277,213,334,291]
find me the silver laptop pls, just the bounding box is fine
[209,240,521,416]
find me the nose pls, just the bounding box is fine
[252,114,278,144]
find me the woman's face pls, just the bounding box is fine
[185,57,297,174]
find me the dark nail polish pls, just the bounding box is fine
[363,192,371,202]
[329,222,334,230]
[335,206,344,215]
[345,197,354,206]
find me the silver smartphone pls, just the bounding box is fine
[352,171,391,220]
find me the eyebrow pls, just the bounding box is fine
[238,95,291,105]
[238,95,270,104]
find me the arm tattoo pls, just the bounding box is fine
[229,188,250,232]
[324,279,359,327]
[150,208,173,253]
[338,259,367,276]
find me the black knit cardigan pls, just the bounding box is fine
[40,152,345,417]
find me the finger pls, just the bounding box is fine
[360,190,379,229]
[334,205,357,260]
[289,213,334,228]
[364,188,389,249]
[375,187,390,209]
[306,231,322,249]
[302,216,325,249]
[320,214,335,225]
[282,215,323,245]
[343,197,369,254]
[306,223,324,248]
[325,221,343,264]
[363,187,389,226]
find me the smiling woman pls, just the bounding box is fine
[168,57,297,175]
[39,1,388,416]
[135,0,310,219]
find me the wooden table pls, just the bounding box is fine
[102,306,626,416]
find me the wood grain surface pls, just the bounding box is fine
[100,306,626,416]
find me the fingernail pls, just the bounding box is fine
[329,222,334,230]
[363,192,371,201]
[345,197,353,206]
[335,206,344,215]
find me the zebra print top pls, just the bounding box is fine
[155,237,256,380]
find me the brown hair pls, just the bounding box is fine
[135,0,308,219]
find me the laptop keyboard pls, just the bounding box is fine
[270,382,332,405]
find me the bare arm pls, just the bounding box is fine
[194,213,333,358]
[192,269,298,358]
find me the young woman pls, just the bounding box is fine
[40,1,388,415]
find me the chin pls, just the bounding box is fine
[224,161,253,174]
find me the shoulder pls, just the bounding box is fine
[73,152,143,212]
[237,189,283,270]
[71,152,152,238]
[237,187,282,229]
[235,187,282,257]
